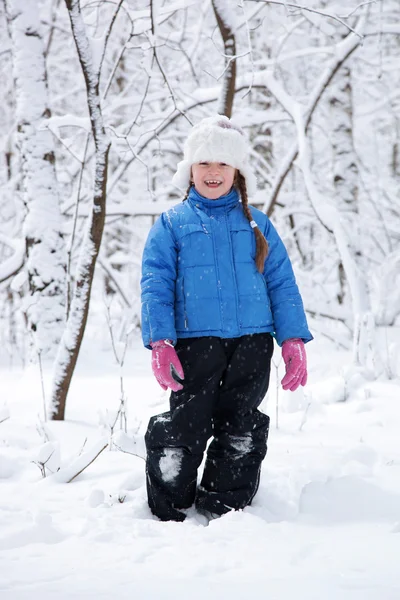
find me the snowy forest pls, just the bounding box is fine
[1,1,400,598]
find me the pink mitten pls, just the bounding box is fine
[281,338,307,392]
[151,340,184,392]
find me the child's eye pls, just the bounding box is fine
[219,163,227,167]
[199,162,209,166]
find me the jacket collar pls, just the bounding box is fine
[187,186,240,214]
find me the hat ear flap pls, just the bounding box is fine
[172,159,192,191]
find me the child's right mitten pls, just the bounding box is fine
[150,340,185,392]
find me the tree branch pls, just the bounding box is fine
[55,438,108,483]
[212,0,237,117]
[98,256,132,308]
[148,0,192,126]
[50,0,111,420]
[251,1,366,38]
[263,24,364,216]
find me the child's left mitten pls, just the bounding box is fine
[281,338,307,392]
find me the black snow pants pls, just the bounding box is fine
[145,333,274,522]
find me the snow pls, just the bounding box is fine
[125,0,199,36]
[262,23,364,216]
[0,239,24,284]
[2,1,400,597]
[46,113,91,134]
[7,0,67,356]
[263,65,380,370]
[49,0,111,418]
[159,447,183,483]
[1,334,400,599]
[212,0,239,31]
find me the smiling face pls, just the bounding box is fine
[191,162,236,199]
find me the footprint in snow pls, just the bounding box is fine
[0,512,65,550]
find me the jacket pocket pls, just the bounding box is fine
[178,265,221,332]
[175,224,213,267]
[230,223,256,262]
[236,268,273,329]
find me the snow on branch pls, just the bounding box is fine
[46,114,91,134]
[212,0,238,117]
[65,0,110,146]
[263,19,366,215]
[0,252,24,285]
[264,70,374,366]
[98,257,132,308]
[0,235,24,284]
[6,0,67,356]
[148,0,192,126]
[0,404,10,425]
[265,71,370,326]
[252,0,371,37]
[87,0,124,77]
[49,1,112,420]
[238,0,254,100]
[125,0,198,35]
[212,0,238,30]
[373,249,400,326]
[339,1,377,20]
[54,437,108,483]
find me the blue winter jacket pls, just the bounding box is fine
[141,187,312,348]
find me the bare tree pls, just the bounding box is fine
[329,64,359,213]
[49,0,111,420]
[5,0,66,357]
[329,53,359,306]
[265,51,379,371]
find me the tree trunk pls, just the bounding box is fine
[327,50,380,369]
[264,28,363,217]
[329,63,359,305]
[6,0,66,357]
[265,65,380,372]
[329,65,359,212]
[49,0,111,420]
[212,0,237,118]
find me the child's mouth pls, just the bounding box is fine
[205,180,222,188]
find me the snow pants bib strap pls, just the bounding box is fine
[145,333,274,522]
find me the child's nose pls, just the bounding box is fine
[208,164,221,175]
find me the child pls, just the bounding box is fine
[141,115,313,522]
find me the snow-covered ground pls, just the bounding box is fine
[1,333,400,600]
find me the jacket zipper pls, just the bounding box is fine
[182,274,188,328]
[226,215,240,328]
[210,217,223,329]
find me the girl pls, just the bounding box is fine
[141,115,312,522]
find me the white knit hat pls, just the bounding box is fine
[172,115,257,197]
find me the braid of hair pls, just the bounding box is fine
[182,184,192,202]
[237,171,269,273]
